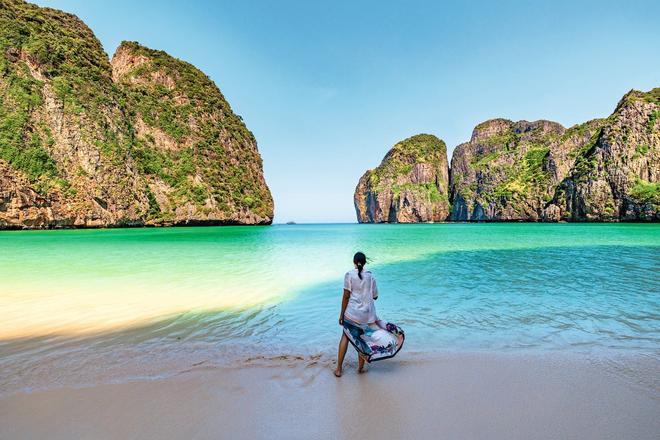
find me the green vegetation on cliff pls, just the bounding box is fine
[118,42,252,143]
[114,41,272,221]
[0,1,60,191]
[387,133,447,160]
[448,118,617,221]
[492,147,551,200]
[555,88,659,220]
[360,91,657,223]
[460,122,561,204]
[630,179,659,205]
[370,134,446,184]
[0,0,136,197]
[355,134,450,223]
[0,0,273,228]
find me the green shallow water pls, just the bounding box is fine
[0,223,659,392]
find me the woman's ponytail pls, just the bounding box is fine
[353,252,367,280]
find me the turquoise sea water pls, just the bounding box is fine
[1,224,659,391]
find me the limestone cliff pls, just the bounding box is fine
[0,0,147,228]
[546,89,659,221]
[0,0,272,229]
[355,89,657,223]
[111,42,273,225]
[354,134,450,223]
[449,89,658,222]
[449,119,605,221]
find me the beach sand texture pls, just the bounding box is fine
[1,354,658,440]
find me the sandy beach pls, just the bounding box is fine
[1,353,658,440]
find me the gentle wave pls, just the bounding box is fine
[0,224,659,394]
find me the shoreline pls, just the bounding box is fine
[1,352,658,439]
[1,221,659,231]
[2,346,658,398]
[0,220,274,231]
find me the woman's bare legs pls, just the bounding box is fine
[358,354,366,373]
[334,333,348,377]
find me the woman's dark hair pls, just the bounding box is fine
[354,252,367,279]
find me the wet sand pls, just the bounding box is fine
[1,353,658,440]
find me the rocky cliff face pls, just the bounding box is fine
[111,42,273,225]
[0,0,147,228]
[450,89,658,222]
[0,0,272,229]
[449,118,605,221]
[354,134,450,223]
[355,89,657,223]
[546,89,659,221]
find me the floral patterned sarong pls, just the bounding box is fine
[343,318,404,362]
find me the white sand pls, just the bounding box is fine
[1,353,658,439]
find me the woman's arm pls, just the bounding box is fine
[339,289,350,325]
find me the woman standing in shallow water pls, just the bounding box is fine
[334,252,404,377]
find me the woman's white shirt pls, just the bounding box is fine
[343,269,378,324]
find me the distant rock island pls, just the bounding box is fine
[0,0,273,229]
[355,88,659,222]
[354,134,450,223]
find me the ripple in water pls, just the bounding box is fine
[0,223,658,394]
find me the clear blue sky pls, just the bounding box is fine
[36,0,660,223]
